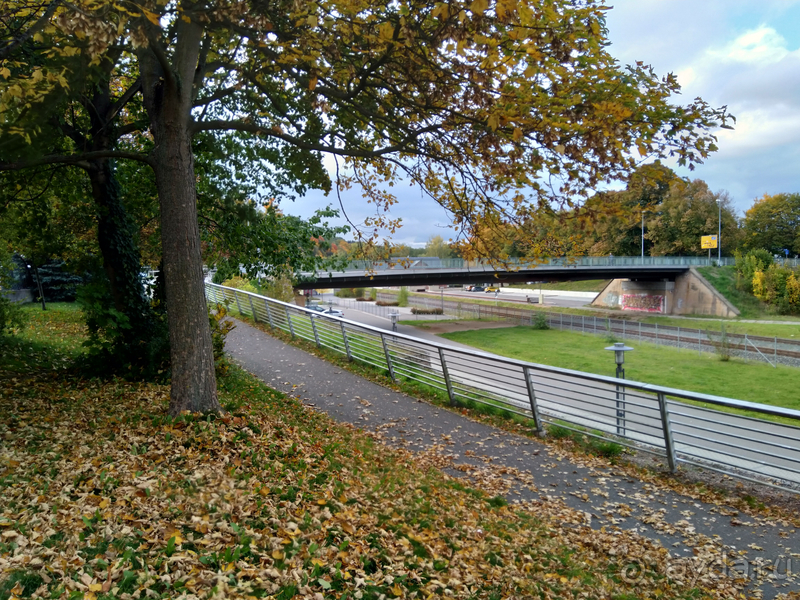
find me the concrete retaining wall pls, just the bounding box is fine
[592,268,739,317]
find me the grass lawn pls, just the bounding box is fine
[439,326,800,410]
[1,303,744,600]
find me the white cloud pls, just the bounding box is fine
[710,26,789,64]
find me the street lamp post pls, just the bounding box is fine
[605,342,633,436]
[717,198,722,262]
[641,210,647,261]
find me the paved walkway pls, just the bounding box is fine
[227,318,800,599]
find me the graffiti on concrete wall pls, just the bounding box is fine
[622,294,664,313]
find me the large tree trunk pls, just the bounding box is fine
[138,33,221,415]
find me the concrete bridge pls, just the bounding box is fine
[298,255,734,289]
[298,256,758,317]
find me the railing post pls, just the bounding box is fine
[380,333,396,382]
[264,299,274,329]
[523,366,545,436]
[310,314,321,347]
[285,307,295,338]
[248,295,257,322]
[233,290,243,315]
[340,322,352,361]
[657,392,678,473]
[438,348,456,406]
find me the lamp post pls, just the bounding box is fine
[717,198,722,262]
[605,342,633,436]
[641,210,646,261]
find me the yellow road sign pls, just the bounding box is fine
[701,235,718,249]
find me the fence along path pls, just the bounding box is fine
[380,293,800,368]
[207,283,800,492]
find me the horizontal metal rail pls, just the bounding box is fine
[207,283,800,491]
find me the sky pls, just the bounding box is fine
[281,1,800,247]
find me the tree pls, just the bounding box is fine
[425,235,454,259]
[1,0,732,414]
[646,179,739,256]
[741,193,800,257]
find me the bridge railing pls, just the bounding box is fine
[207,282,800,492]
[339,255,754,271]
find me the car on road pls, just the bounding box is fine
[468,285,485,292]
[305,304,326,313]
[321,308,344,317]
[484,286,499,293]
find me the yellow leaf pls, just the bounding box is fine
[316,498,326,505]
[513,127,523,142]
[342,522,356,535]
[308,76,318,91]
[89,583,103,592]
[0,67,10,79]
[99,498,109,509]
[311,558,326,567]
[141,8,161,26]
[470,0,489,16]
[487,114,499,131]
[391,583,403,596]
[272,549,285,560]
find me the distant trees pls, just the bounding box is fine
[646,179,739,256]
[425,236,454,259]
[740,193,800,257]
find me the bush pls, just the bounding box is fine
[752,263,800,314]
[410,307,443,315]
[707,323,731,361]
[209,302,236,377]
[376,301,399,307]
[222,276,259,294]
[531,312,549,330]
[397,287,409,307]
[735,248,773,293]
[335,288,358,298]
[369,288,377,301]
[76,276,171,380]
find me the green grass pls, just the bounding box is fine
[696,266,800,322]
[508,279,610,292]
[439,326,800,409]
[0,303,86,373]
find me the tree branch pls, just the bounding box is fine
[192,119,442,159]
[0,0,61,60]
[0,151,154,171]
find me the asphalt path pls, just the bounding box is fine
[227,315,800,599]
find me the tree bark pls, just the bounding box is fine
[138,30,221,415]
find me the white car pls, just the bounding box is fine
[322,308,344,317]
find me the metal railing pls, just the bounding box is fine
[207,282,800,491]
[380,294,800,368]
[339,256,800,272]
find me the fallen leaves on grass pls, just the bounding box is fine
[0,370,746,600]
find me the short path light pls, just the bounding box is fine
[388,311,400,332]
[605,342,633,436]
